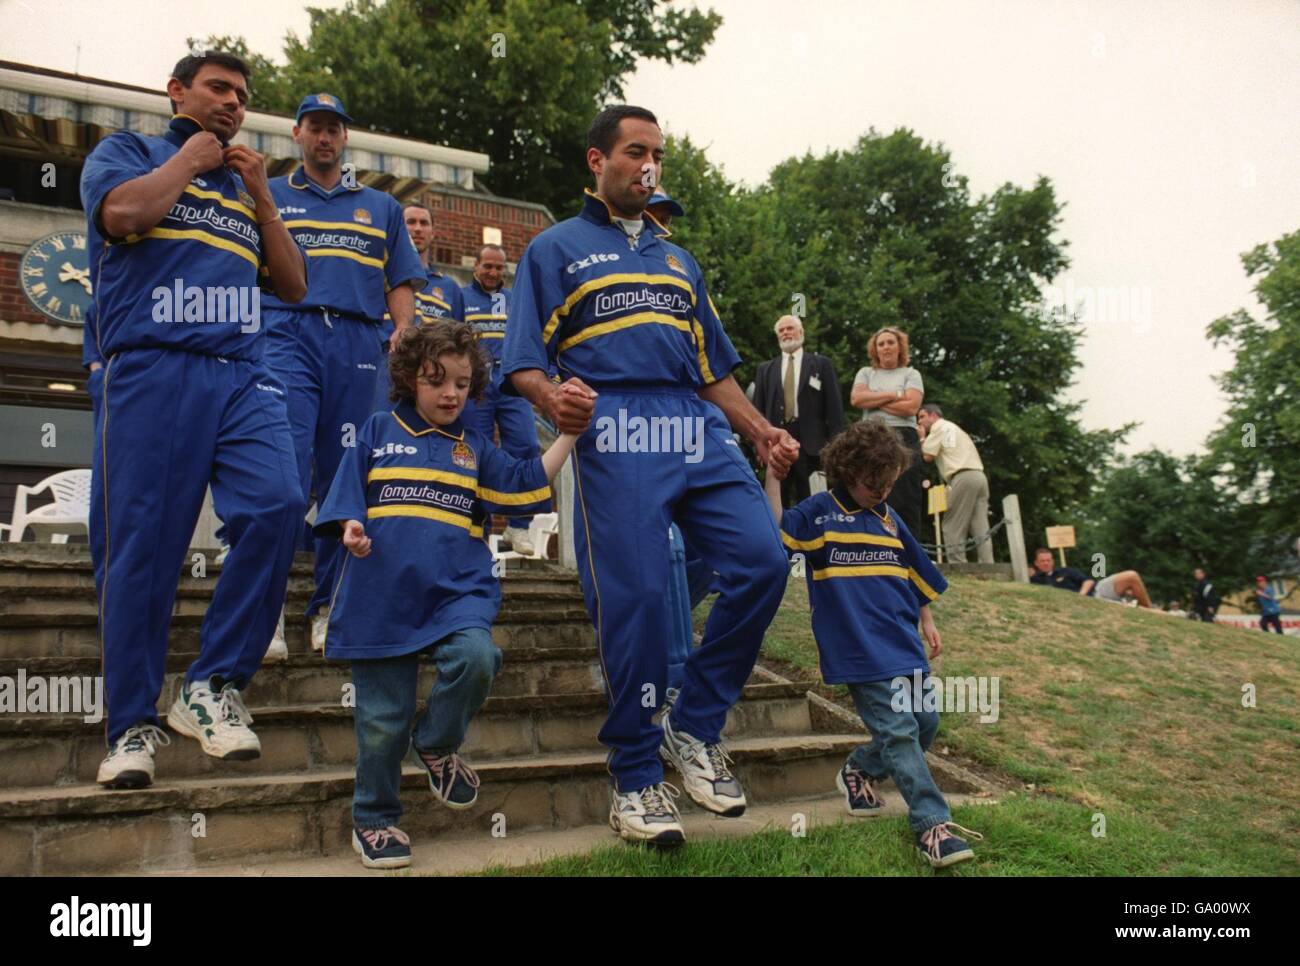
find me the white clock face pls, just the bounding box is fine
[20,231,93,326]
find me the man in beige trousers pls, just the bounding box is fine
[917,404,994,563]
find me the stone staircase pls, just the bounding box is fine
[0,544,993,875]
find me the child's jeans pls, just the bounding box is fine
[845,677,951,834]
[351,627,501,829]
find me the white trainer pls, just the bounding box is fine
[166,678,261,761]
[502,525,535,557]
[263,612,288,663]
[659,713,747,817]
[310,610,329,653]
[609,782,685,846]
[96,723,171,789]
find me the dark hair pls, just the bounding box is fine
[402,200,435,223]
[1034,547,1053,558]
[475,244,506,263]
[387,321,490,404]
[587,105,659,156]
[820,419,912,494]
[169,51,251,112]
[920,403,943,418]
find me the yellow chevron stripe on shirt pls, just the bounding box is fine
[781,530,904,552]
[283,218,387,240]
[478,483,551,506]
[182,184,256,219]
[126,227,259,269]
[306,248,384,270]
[466,313,507,322]
[367,466,476,489]
[475,331,505,339]
[417,292,451,310]
[558,311,691,351]
[909,567,940,600]
[367,504,482,537]
[811,564,910,581]
[541,273,696,345]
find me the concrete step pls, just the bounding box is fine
[0,612,596,660]
[180,791,1000,876]
[0,682,812,786]
[0,645,605,707]
[0,734,888,874]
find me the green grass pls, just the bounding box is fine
[493,575,1300,876]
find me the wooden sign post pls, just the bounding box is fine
[928,483,948,562]
[1045,525,1076,567]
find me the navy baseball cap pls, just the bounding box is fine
[295,92,353,124]
[647,190,685,218]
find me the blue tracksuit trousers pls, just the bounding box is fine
[92,348,304,744]
[264,307,385,616]
[569,388,789,793]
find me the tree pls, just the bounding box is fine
[1204,230,1300,568]
[198,0,721,217]
[666,129,1128,549]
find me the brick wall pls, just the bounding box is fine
[425,192,551,265]
[0,253,48,325]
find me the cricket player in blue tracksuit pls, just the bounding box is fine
[461,244,543,550]
[764,417,982,869]
[313,321,572,868]
[262,92,426,655]
[82,52,309,789]
[502,105,800,845]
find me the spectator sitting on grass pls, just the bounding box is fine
[1029,548,1153,608]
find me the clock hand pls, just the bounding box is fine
[58,262,93,295]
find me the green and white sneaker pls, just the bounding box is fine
[166,678,261,761]
[97,723,171,789]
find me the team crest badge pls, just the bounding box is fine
[451,441,476,470]
[431,287,443,299]
[238,190,256,210]
[317,93,337,107]
[665,254,688,275]
[353,208,373,225]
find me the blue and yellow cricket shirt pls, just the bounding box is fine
[462,279,509,378]
[314,400,551,658]
[81,115,303,362]
[415,267,466,325]
[501,191,740,390]
[264,166,424,320]
[780,486,948,684]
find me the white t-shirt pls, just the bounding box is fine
[853,366,924,429]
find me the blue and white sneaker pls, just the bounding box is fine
[659,714,746,816]
[836,761,885,816]
[413,748,480,810]
[609,782,685,846]
[917,822,983,868]
[352,826,411,869]
[96,723,171,789]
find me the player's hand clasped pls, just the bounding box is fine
[758,427,800,480]
[546,378,598,435]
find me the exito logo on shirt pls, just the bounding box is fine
[451,441,476,469]
[566,252,620,274]
[353,208,373,225]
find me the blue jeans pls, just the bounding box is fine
[846,678,951,834]
[351,626,501,829]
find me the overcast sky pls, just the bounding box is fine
[5,0,1297,457]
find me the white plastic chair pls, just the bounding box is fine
[7,469,91,543]
[489,513,560,562]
